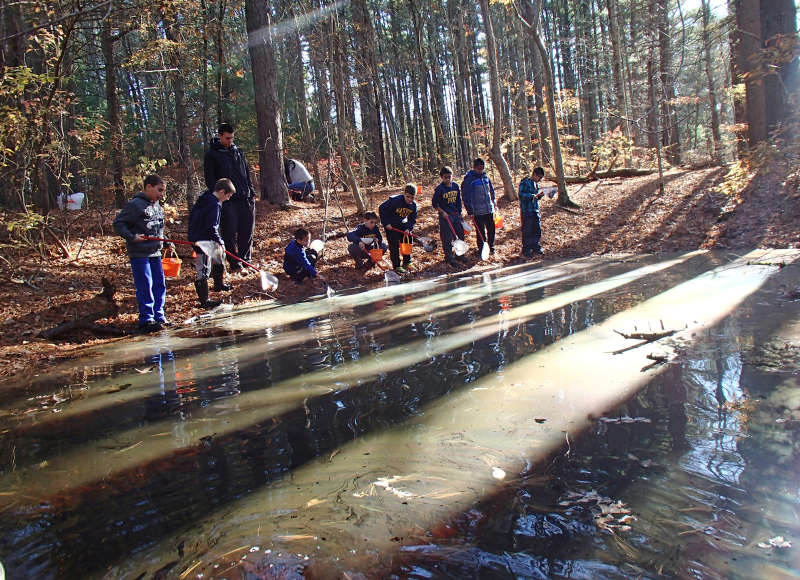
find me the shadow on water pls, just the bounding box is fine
[0,252,796,579]
[382,265,800,580]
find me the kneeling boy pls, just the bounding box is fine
[283,228,326,284]
[346,211,388,269]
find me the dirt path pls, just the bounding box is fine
[1,163,797,380]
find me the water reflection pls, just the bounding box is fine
[0,251,796,579]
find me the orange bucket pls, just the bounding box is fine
[162,248,182,278]
[494,213,504,229]
[369,248,384,262]
[399,234,413,256]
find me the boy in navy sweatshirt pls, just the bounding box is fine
[347,211,388,269]
[379,184,418,273]
[188,178,236,308]
[518,167,546,257]
[432,166,467,267]
[461,158,497,254]
[284,228,326,284]
[113,175,168,333]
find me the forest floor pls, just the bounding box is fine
[1,161,798,380]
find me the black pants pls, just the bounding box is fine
[472,213,495,251]
[438,214,465,261]
[385,229,412,269]
[521,212,542,253]
[220,197,255,267]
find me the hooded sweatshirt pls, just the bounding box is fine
[432,182,462,216]
[461,170,496,216]
[346,223,386,249]
[204,137,254,201]
[283,239,317,278]
[379,195,417,231]
[188,190,225,245]
[113,192,164,258]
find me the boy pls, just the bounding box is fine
[188,178,236,308]
[518,167,546,257]
[432,166,467,267]
[113,175,168,333]
[461,158,497,255]
[347,211,388,269]
[379,184,418,273]
[283,228,326,284]
[284,157,315,201]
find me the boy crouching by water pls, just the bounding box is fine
[283,228,327,285]
[188,178,236,309]
[346,211,388,269]
[113,175,169,333]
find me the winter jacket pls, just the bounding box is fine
[379,195,417,231]
[204,138,254,201]
[346,224,387,249]
[283,239,317,278]
[518,178,541,216]
[188,191,224,245]
[113,192,164,258]
[284,159,313,184]
[461,170,496,216]
[432,182,462,216]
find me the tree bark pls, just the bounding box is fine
[657,0,680,163]
[245,0,289,206]
[517,0,576,207]
[760,0,798,133]
[478,0,517,201]
[700,0,722,162]
[732,0,767,144]
[100,21,125,207]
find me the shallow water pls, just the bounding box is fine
[0,250,798,579]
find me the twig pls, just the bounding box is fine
[614,329,676,341]
[45,226,71,258]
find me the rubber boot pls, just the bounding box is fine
[194,278,221,309]
[211,263,232,291]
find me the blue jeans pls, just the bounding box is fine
[288,180,314,194]
[130,256,166,326]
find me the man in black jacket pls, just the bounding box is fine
[204,123,256,271]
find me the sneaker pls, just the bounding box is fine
[534,249,545,255]
[395,266,408,275]
[522,251,534,258]
[138,321,163,333]
[456,255,470,263]
[155,319,174,328]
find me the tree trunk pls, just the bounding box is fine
[732,0,767,144]
[700,0,721,162]
[606,0,633,163]
[100,21,125,207]
[657,0,680,163]
[518,0,576,207]
[289,12,321,188]
[245,0,289,206]
[215,0,227,127]
[163,17,196,209]
[760,0,798,133]
[513,15,533,171]
[351,0,385,178]
[478,0,517,201]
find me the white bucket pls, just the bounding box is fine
[66,192,85,210]
[309,239,324,254]
[452,239,468,256]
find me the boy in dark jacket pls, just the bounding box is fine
[113,175,168,332]
[432,166,467,266]
[518,167,546,257]
[204,123,256,271]
[346,211,387,269]
[188,178,236,308]
[379,184,418,273]
[284,228,326,284]
[461,158,497,254]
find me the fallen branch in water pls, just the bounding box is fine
[614,329,676,341]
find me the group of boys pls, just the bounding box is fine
[344,158,548,274]
[114,149,549,333]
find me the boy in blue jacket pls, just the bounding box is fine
[432,166,467,267]
[379,184,418,273]
[188,178,236,308]
[284,228,326,284]
[347,211,388,269]
[113,175,168,333]
[518,167,546,257]
[461,158,497,254]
